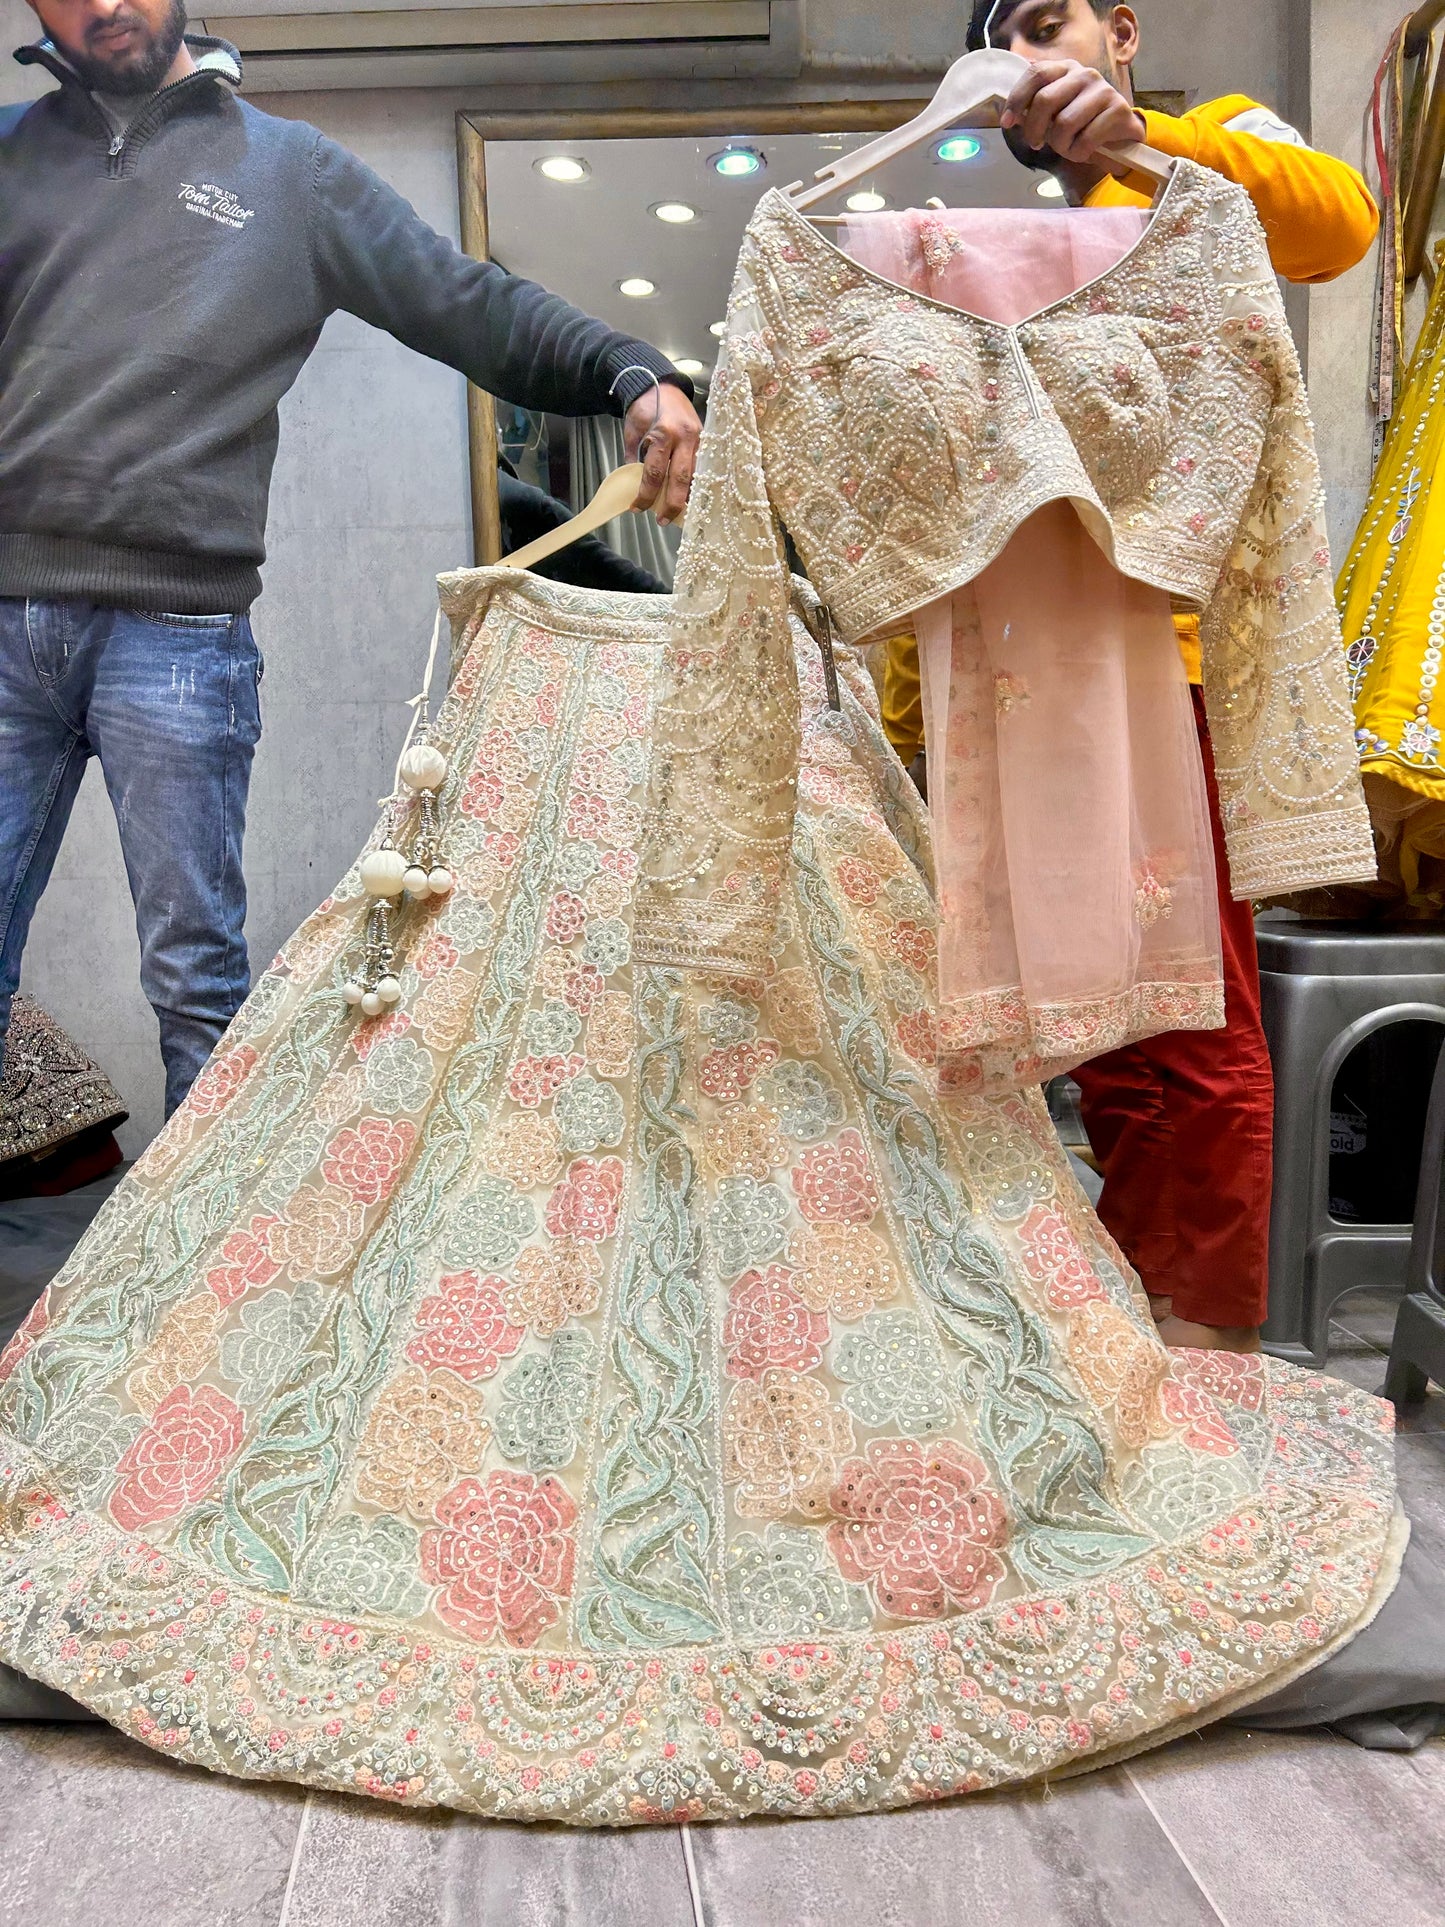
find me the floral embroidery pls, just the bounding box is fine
[544,1157,624,1243]
[205,1215,281,1306]
[1066,1302,1171,1449]
[507,1054,585,1109]
[1160,1378,1239,1457]
[708,1177,791,1278]
[361,1037,434,1114]
[355,1365,490,1516]
[219,1281,327,1408]
[502,1241,603,1337]
[791,1129,879,1224]
[699,995,759,1049]
[525,1001,582,1055]
[1017,1206,1106,1309]
[993,670,1031,716]
[483,1113,564,1188]
[126,1294,226,1416]
[758,1061,846,1143]
[267,1183,366,1278]
[1133,864,1174,929]
[1174,1347,1267,1414]
[108,1385,246,1531]
[555,1073,625,1155]
[296,1515,429,1618]
[186,1044,258,1117]
[828,1439,1009,1619]
[0,1292,49,1384]
[833,1310,951,1432]
[767,969,824,1053]
[705,1102,786,1179]
[724,1370,855,1518]
[406,1271,524,1382]
[441,1176,537,1271]
[321,1117,416,1206]
[723,1267,829,1379]
[420,1472,578,1646]
[787,1222,898,1320]
[493,1329,597,1470]
[699,1039,781,1102]
[587,990,636,1080]
[727,1525,872,1639]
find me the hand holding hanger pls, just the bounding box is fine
[999,58,1149,173]
[617,374,698,527]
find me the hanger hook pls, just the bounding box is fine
[983,0,1008,47]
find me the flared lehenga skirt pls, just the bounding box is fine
[0,567,1401,1824]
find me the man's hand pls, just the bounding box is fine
[623,382,701,526]
[1001,59,1147,168]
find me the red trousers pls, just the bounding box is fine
[1072,688,1274,1329]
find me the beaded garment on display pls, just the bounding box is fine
[0,172,1401,1826]
[0,997,126,1168]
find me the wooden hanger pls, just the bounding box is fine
[498,462,647,572]
[783,46,1173,213]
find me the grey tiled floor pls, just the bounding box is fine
[2,1267,1443,1921]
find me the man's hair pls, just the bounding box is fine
[966,0,1115,52]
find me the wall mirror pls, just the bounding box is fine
[456,105,1053,581]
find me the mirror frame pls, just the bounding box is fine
[454,102,925,563]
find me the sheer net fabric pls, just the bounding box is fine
[841,207,1223,1086]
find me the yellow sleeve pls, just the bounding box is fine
[882,631,924,764]
[1137,99,1379,285]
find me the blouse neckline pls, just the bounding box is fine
[761,161,1189,334]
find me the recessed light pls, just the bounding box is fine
[653,201,697,224]
[710,146,764,178]
[846,189,887,213]
[1036,175,1065,199]
[709,320,728,338]
[673,357,706,377]
[536,156,588,183]
[618,277,656,298]
[935,134,983,163]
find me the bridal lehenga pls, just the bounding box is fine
[0,167,1403,1824]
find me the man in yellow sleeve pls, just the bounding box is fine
[881,0,1378,1351]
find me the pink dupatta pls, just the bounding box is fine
[839,206,1224,1091]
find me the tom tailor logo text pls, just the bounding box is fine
[177,183,255,231]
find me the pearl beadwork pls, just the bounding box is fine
[341,980,365,1007]
[360,849,408,897]
[403,865,431,898]
[399,742,448,791]
[376,975,403,1005]
[427,866,454,897]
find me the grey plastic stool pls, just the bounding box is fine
[1256,915,1445,1365]
[1385,1044,1445,1405]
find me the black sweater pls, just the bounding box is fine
[0,38,686,613]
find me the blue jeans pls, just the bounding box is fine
[0,598,262,1117]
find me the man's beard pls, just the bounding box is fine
[56,0,188,94]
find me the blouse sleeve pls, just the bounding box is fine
[1199,229,1377,900]
[633,237,800,979]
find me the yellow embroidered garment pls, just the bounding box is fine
[0,172,1402,1826]
[1336,250,1445,910]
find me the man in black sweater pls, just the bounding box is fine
[0,0,700,1116]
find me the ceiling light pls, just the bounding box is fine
[536,156,588,183]
[709,320,728,338]
[673,357,706,377]
[935,134,982,163]
[846,189,887,213]
[618,277,656,298]
[1036,176,1065,199]
[653,201,697,224]
[711,146,764,178]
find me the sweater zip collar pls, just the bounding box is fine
[15,34,242,176]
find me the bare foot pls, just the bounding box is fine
[1147,1294,1173,1326]
[1156,1315,1262,1355]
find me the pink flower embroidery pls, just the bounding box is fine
[109,1386,246,1532]
[187,1044,258,1118]
[1174,1348,1267,1414]
[835,857,881,905]
[699,1039,780,1102]
[1161,1378,1239,1457]
[352,1010,411,1062]
[792,1129,878,1225]
[421,1472,577,1647]
[416,933,459,980]
[895,1008,938,1063]
[890,920,935,973]
[205,1215,281,1307]
[566,794,612,841]
[723,1267,829,1380]
[545,1156,624,1243]
[406,1270,523,1381]
[561,960,605,1015]
[829,1438,1009,1618]
[1018,1206,1105,1309]
[461,766,504,822]
[322,1116,416,1205]
[507,1053,584,1108]
[545,892,588,946]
